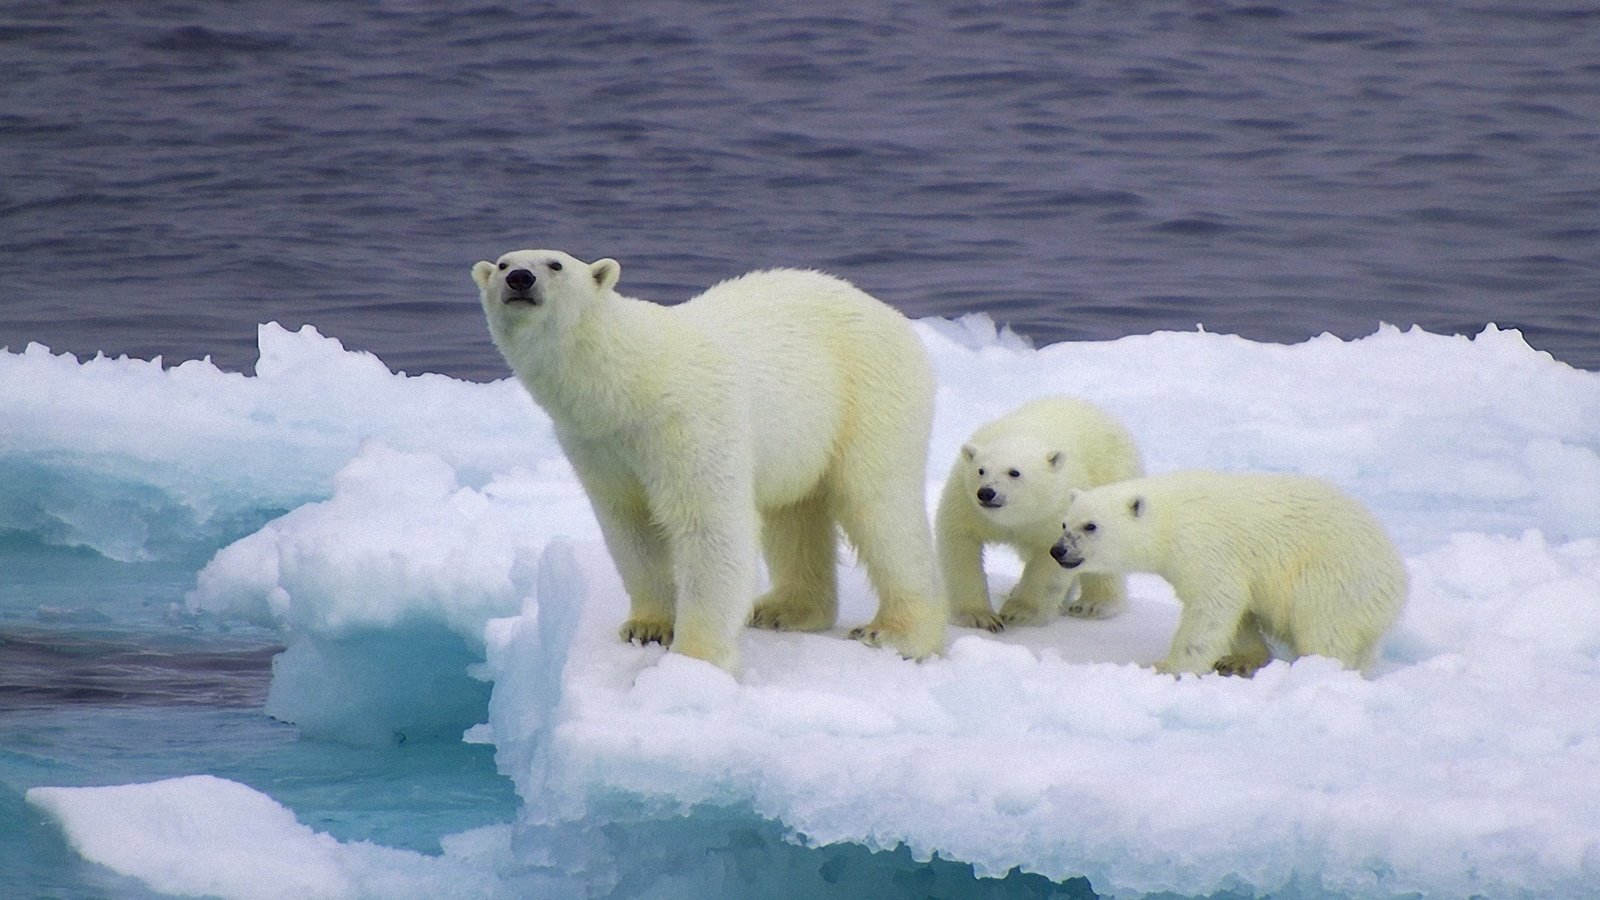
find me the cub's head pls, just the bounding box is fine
[1050,483,1150,574]
[471,249,620,334]
[958,436,1071,528]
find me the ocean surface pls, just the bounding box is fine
[3,2,1600,898]
[2,0,1598,376]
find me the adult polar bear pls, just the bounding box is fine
[474,249,945,672]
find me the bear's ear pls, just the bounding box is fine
[1047,450,1064,470]
[1128,496,1145,518]
[590,258,621,292]
[471,260,496,289]
[961,443,977,462]
[1066,487,1083,505]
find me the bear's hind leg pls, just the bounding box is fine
[835,482,946,660]
[751,489,839,632]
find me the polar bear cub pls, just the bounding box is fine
[1052,470,1407,676]
[936,396,1144,631]
[474,250,946,672]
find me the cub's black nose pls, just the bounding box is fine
[1049,543,1068,562]
[976,487,996,503]
[505,268,535,291]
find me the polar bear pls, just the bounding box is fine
[474,250,945,672]
[1051,470,1407,676]
[936,396,1144,631]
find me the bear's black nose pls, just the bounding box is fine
[505,268,535,291]
[1049,543,1068,562]
[976,487,996,504]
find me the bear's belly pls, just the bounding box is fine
[748,403,838,509]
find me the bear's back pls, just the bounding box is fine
[672,268,933,507]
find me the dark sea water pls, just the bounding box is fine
[2,0,1598,377]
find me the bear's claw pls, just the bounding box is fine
[1213,655,1264,678]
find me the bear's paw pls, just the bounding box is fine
[952,609,1006,633]
[1065,596,1124,620]
[996,591,1059,628]
[619,618,674,647]
[749,588,836,633]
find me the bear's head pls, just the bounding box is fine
[472,249,621,341]
[1050,484,1150,574]
[957,435,1074,529]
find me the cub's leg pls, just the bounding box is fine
[997,552,1072,627]
[1067,572,1127,620]
[1156,584,1248,676]
[1214,613,1273,677]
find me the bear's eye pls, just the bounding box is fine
[977,468,986,476]
[497,262,508,271]
[1083,522,1097,533]
[1007,469,1021,479]
[547,260,563,272]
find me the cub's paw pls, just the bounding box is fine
[996,597,1053,628]
[1214,655,1265,678]
[1066,596,1125,620]
[952,609,1005,633]
[619,618,673,647]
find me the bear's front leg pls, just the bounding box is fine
[586,490,677,648]
[648,451,759,672]
[668,520,757,671]
[997,552,1071,627]
[1213,612,1273,677]
[1157,584,1249,675]
[1066,572,1127,619]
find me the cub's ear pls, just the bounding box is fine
[471,260,496,289]
[1066,488,1083,505]
[590,257,621,291]
[1129,496,1145,518]
[1047,450,1064,470]
[961,443,977,462]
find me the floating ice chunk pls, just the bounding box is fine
[185,443,593,743]
[25,775,508,900]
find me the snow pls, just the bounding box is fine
[11,317,1600,898]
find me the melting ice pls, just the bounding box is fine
[10,318,1600,898]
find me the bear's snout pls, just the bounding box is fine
[1050,541,1082,569]
[505,268,535,291]
[976,487,1001,508]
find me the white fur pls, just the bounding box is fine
[936,396,1144,631]
[1053,470,1407,676]
[474,250,945,671]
